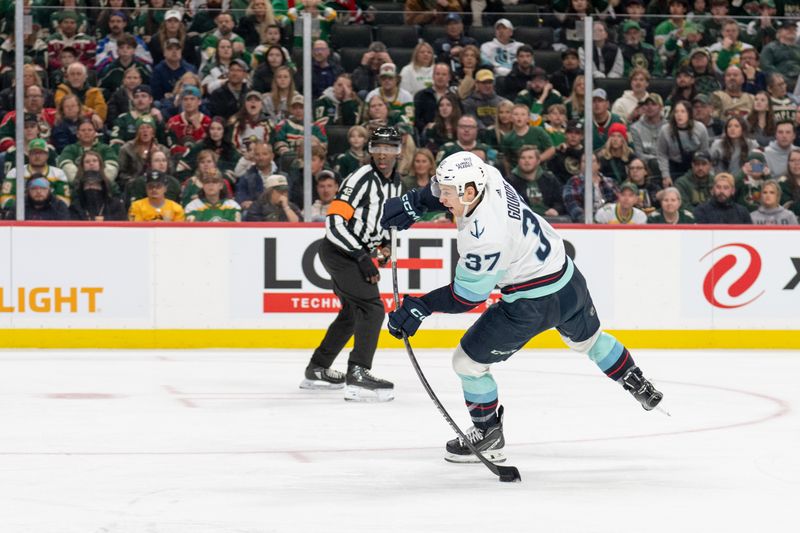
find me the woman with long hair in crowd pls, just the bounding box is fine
[230,92,272,154]
[125,148,182,207]
[402,147,435,190]
[626,157,661,214]
[565,75,585,120]
[117,115,171,190]
[361,94,406,131]
[181,149,229,206]
[455,45,488,100]
[779,148,800,218]
[333,125,369,179]
[134,0,167,44]
[148,9,193,65]
[263,66,297,124]
[747,91,777,148]
[656,100,710,186]
[51,94,85,152]
[399,42,435,97]
[176,117,241,183]
[422,92,461,153]
[70,152,127,221]
[106,66,144,120]
[710,116,758,175]
[252,45,290,93]
[598,123,634,184]
[238,0,278,48]
[396,125,418,178]
[201,38,236,95]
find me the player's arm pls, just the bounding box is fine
[380,184,444,231]
[388,247,507,338]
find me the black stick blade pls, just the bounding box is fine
[498,466,522,483]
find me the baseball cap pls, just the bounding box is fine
[265,174,289,190]
[23,113,38,125]
[145,170,167,186]
[182,85,201,98]
[622,20,642,33]
[290,94,305,106]
[531,67,548,79]
[133,84,152,96]
[620,181,639,194]
[135,114,156,129]
[494,18,514,30]
[58,11,79,22]
[246,90,262,100]
[28,176,51,189]
[642,93,663,106]
[592,88,607,100]
[747,150,766,163]
[760,0,776,8]
[445,13,462,23]
[779,20,797,30]
[230,58,250,72]
[165,37,182,49]
[561,48,579,59]
[693,93,711,105]
[692,150,711,162]
[566,119,583,132]
[379,63,397,78]
[109,10,128,21]
[476,69,495,82]
[165,9,182,21]
[677,66,695,77]
[28,138,47,152]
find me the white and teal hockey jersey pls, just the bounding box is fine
[452,166,571,305]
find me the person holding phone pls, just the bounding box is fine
[735,150,772,212]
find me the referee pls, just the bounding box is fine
[299,127,403,402]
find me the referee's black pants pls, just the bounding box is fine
[310,239,384,370]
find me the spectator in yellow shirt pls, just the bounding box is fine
[128,170,185,221]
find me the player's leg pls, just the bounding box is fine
[556,268,663,410]
[445,299,557,463]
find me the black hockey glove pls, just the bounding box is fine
[356,253,380,283]
[381,190,422,230]
[387,296,431,339]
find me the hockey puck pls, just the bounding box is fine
[498,467,521,483]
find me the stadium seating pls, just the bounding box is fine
[375,25,420,49]
[330,24,373,50]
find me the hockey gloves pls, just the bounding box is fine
[381,191,422,230]
[388,296,431,339]
[356,252,380,283]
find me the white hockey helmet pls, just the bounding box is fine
[433,151,487,205]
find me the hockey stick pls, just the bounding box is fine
[389,228,521,483]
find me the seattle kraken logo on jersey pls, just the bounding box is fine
[470,220,484,239]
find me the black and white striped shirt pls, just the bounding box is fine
[325,163,402,256]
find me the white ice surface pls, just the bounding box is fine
[0,349,798,533]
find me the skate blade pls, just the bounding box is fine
[343,384,395,402]
[299,379,345,390]
[444,450,506,464]
[655,404,671,417]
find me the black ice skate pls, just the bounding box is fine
[299,363,345,390]
[344,365,394,402]
[621,366,663,411]
[445,405,506,464]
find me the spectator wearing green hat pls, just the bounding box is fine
[662,21,704,77]
[1,114,58,176]
[619,20,662,77]
[1,139,71,210]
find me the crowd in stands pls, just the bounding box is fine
[0,0,799,225]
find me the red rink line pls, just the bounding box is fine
[4,378,789,458]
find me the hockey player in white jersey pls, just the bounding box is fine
[383,151,663,463]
